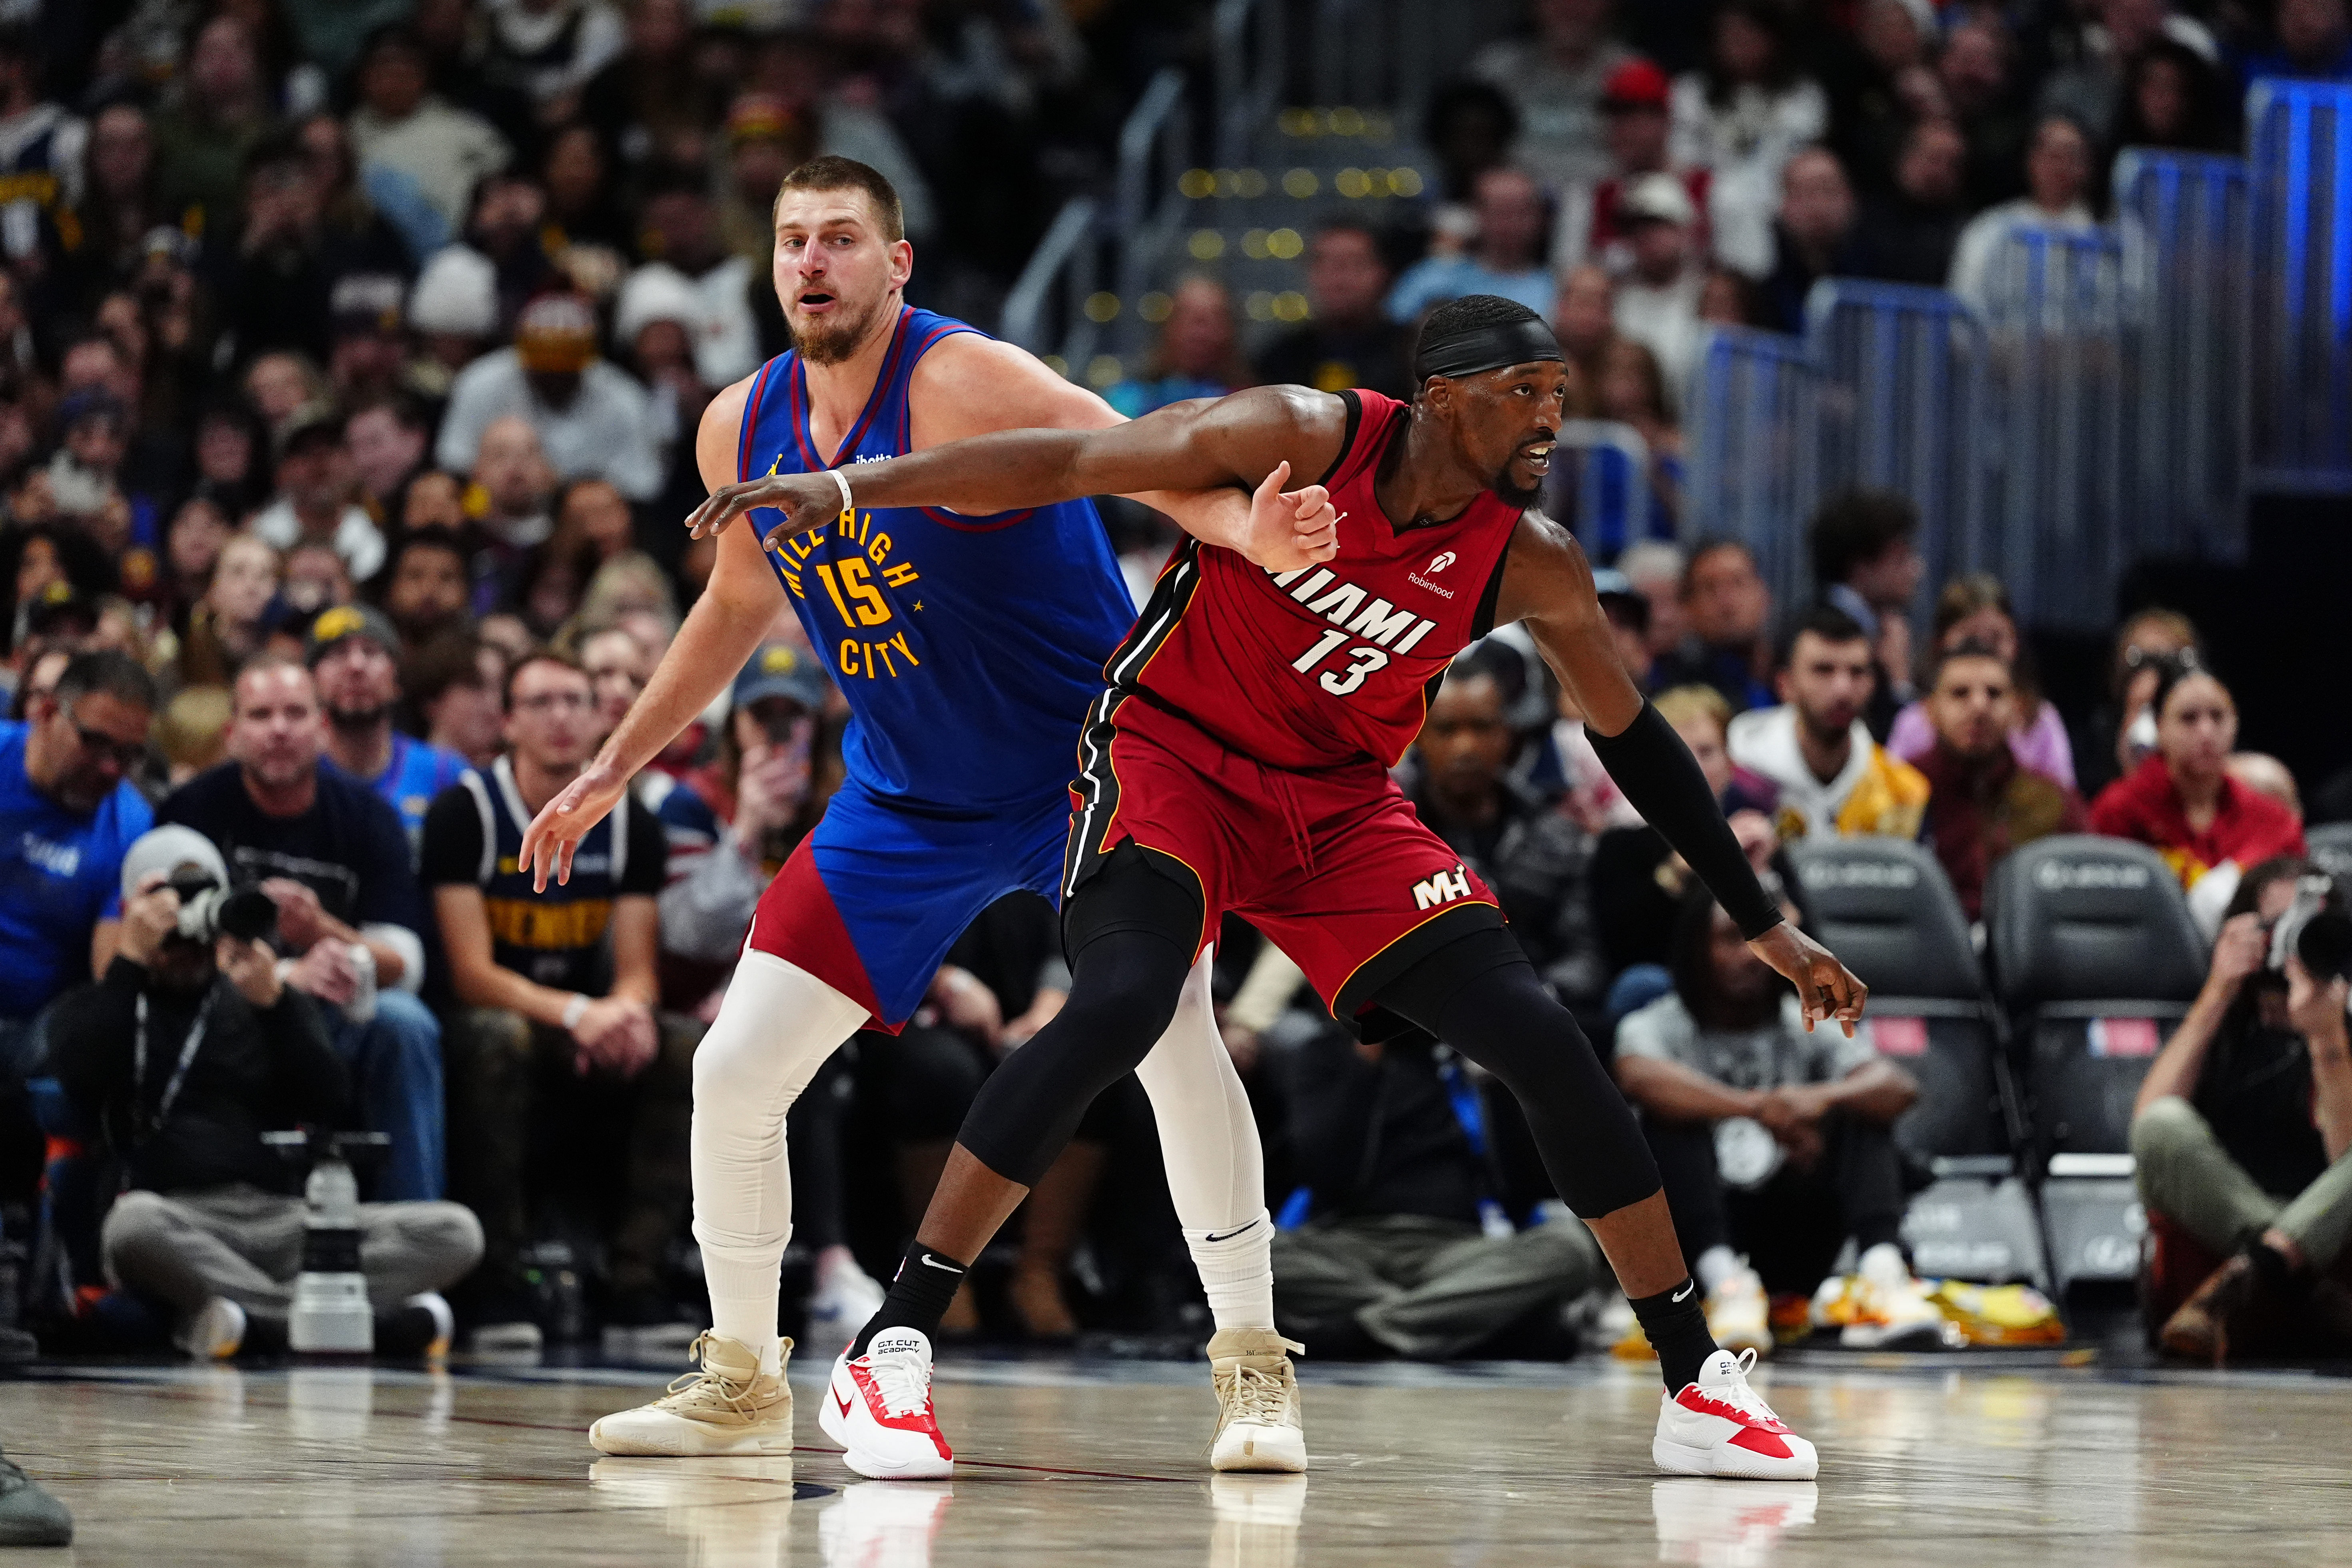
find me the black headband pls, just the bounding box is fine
[1415,315,1565,383]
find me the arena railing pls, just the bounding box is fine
[1553,418,1652,559]
[1001,196,1100,366]
[1686,325,1824,613]
[1214,0,1286,170]
[2248,79,2352,493]
[1115,69,1196,313]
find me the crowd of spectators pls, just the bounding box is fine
[0,0,2343,1371]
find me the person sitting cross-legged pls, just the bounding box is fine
[1615,887,1940,1353]
[424,650,696,1352]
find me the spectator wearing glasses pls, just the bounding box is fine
[424,651,688,1351]
[158,660,446,1203]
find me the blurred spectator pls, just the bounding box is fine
[1887,574,2077,789]
[153,14,277,232]
[0,26,83,271]
[1617,541,1688,666]
[626,167,759,389]
[213,121,370,366]
[2089,656,2305,909]
[349,27,512,233]
[1703,265,1776,330]
[1591,337,1686,547]
[1608,173,1707,390]
[483,0,627,116]
[1466,0,1638,193]
[1252,221,1413,398]
[1670,0,1828,285]
[2228,754,2303,824]
[1551,262,1618,397]
[1270,1018,1606,1358]
[456,170,563,334]
[437,293,662,500]
[408,632,507,771]
[251,406,388,583]
[1651,538,1772,711]
[0,652,156,1047]
[1411,666,1607,1014]
[2114,38,2236,152]
[1913,642,2087,920]
[56,829,480,1362]
[345,395,432,512]
[178,534,279,688]
[2040,0,2219,143]
[1589,683,1779,994]
[407,245,500,396]
[303,104,446,267]
[1388,166,1555,325]
[62,102,158,311]
[425,651,689,1349]
[1941,17,2032,210]
[325,275,415,406]
[244,349,327,434]
[539,121,631,255]
[1808,488,1922,735]
[1727,604,1929,841]
[2131,858,2352,1363]
[310,604,474,849]
[1615,888,1933,1337]
[2078,606,2201,799]
[582,0,721,179]
[190,402,271,519]
[380,530,476,654]
[2233,0,2352,84]
[1825,0,1940,199]
[714,93,815,267]
[1853,118,1970,288]
[1107,276,1250,419]
[647,642,829,1012]
[578,623,650,743]
[161,496,235,631]
[1949,113,2100,314]
[1554,60,1714,278]
[155,686,233,789]
[282,540,357,620]
[159,660,446,1203]
[1759,146,1861,334]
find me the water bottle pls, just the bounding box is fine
[343,942,377,1027]
[288,1148,373,1355]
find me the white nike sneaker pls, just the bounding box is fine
[1652,1349,1819,1480]
[1706,1264,1774,1358]
[806,1251,887,1354]
[588,1332,796,1456]
[819,1329,955,1480]
[1207,1329,1307,1473]
[1835,1244,1962,1349]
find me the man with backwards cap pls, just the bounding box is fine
[697,293,1869,1482]
[308,603,474,852]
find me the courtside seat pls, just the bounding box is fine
[1986,836,2206,1292]
[1791,840,2045,1285]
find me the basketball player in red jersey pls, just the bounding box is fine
[691,295,1866,1481]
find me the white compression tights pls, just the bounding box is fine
[690,947,1275,1373]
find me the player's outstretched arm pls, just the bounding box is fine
[520,377,786,890]
[1496,515,1868,1034]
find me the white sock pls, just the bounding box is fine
[1695,1244,1742,1294]
[1185,1210,1277,1332]
[690,951,867,1379]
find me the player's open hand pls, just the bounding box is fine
[686,468,837,544]
[520,759,630,891]
[1241,461,1339,574]
[1748,922,1868,1036]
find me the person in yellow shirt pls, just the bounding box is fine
[1726,604,1928,843]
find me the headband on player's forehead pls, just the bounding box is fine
[1414,316,1565,383]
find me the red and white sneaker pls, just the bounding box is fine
[818,1328,955,1480]
[1652,1349,1819,1480]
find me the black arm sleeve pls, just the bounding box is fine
[1585,702,1783,941]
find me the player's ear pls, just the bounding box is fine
[889,239,914,291]
[1421,375,1449,415]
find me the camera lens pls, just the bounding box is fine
[216,887,279,944]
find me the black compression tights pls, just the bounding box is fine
[952,926,1194,1187]
[1377,930,1664,1219]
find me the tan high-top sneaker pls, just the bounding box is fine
[590,1332,795,1456]
[1206,1329,1306,1473]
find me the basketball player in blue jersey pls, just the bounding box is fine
[520,156,1337,1469]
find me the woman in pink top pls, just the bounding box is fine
[1886,575,2075,787]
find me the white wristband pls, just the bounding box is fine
[562,993,590,1031]
[826,468,853,518]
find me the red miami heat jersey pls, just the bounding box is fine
[1105,390,1522,772]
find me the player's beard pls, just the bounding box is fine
[793,290,891,366]
[1490,466,1543,509]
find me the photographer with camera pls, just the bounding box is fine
[50,828,481,1359]
[158,658,447,1203]
[2133,855,2352,1362]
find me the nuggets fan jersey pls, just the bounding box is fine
[1108,390,1521,771]
[737,307,1138,814]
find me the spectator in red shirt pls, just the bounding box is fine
[1914,643,2086,920]
[1554,60,1713,278]
[2090,656,2305,911]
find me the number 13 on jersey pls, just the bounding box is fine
[1291,628,1391,697]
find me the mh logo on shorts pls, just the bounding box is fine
[1412,863,1474,910]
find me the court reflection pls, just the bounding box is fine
[1650,1478,1818,1568]
[1208,1472,1307,1568]
[817,1478,950,1568]
[590,1454,801,1568]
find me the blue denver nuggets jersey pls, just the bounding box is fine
[737,307,1136,814]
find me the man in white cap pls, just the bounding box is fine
[1611,171,1708,389]
[436,291,664,500]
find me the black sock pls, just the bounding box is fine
[849,1241,970,1357]
[1631,1277,1720,1395]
